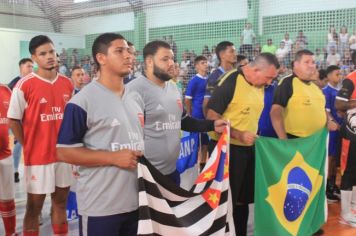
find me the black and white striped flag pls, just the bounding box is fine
[137,127,235,236]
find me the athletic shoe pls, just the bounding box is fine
[333,185,341,198]
[339,213,356,227]
[327,190,339,203]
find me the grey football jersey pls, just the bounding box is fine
[57,81,144,216]
[127,76,183,175]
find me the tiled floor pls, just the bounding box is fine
[0,171,79,236]
[3,170,356,235]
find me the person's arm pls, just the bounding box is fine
[206,108,256,145]
[335,78,356,112]
[270,104,288,139]
[185,98,192,115]
[57,147,141,170]
[270,76,293,140]
[7,86,27,144]
[202,97,209,118]
[56,102,142,169]
[8,119,24,145]
[184,78,194,115]
[181,111,226,133]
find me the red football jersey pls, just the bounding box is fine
[0,84,11,160]
[7,72,73,165]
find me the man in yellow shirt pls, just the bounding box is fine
[206,53,279,236]
[270,49,338,235]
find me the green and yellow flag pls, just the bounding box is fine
[255,128,327,236]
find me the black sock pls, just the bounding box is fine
[233,204,249,236]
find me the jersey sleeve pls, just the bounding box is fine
[272,76,293,107]
[185,78,195,99]
[323,88,332,112]
[57,103,88,147]
[206,72,237,115]
[336,79,354,102]
[7,87,27,120]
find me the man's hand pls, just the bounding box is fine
[237,131,258,145]
[214,119,228,133]
[113,150,143,169]
[327,120,339,131]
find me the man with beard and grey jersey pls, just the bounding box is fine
[127,40,226,184]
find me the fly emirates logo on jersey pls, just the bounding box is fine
[40,106,64,122]
[111,131,144,151]
[155,114,180,131]
[0,113,8,124]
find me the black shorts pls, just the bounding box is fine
[208,140,255,204]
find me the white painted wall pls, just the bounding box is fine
[0,28,84,84]
[145,0,247,28]
[61,12,135,35]
[260,0,356,16]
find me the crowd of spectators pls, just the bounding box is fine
[55,25,356,89]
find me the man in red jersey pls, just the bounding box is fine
[0,84,16,236]
[7,35,73,236]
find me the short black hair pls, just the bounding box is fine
[92,33,125,69]
[18,58,32,66]
[319,69,327,80]
[252,52,280,69]
[294,49,314,62]
[215,41,234,62]
[326,65,340,75]
[127,41,134,47]
[236,55,247,64]
[71,66,83,75]
[194,55,207,65]
[352,50,356,66]
[29,35,53,55]
[143,40,171,61]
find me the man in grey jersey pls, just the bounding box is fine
[127,40,226,184]
[56,33,143,236]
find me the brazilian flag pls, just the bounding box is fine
[255,128,327,236]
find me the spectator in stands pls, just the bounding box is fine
[349,28,356,53]
[82,55,91,74]
[341,50,353,68]
[59,48,68,66]
[276,41,289,63]
[261,39,277,55]
[70,49,79,68]
[339,26,349,57]
[202,45,210,58]
[327,46,341,66]
[180,52,190,72]
[327,26,338,54]
[168,35,177,61]
[295,30,308,49]
[315,48,325,68]
[254,43,261,53]
[240,23,256,60]
[281,32,293,52]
